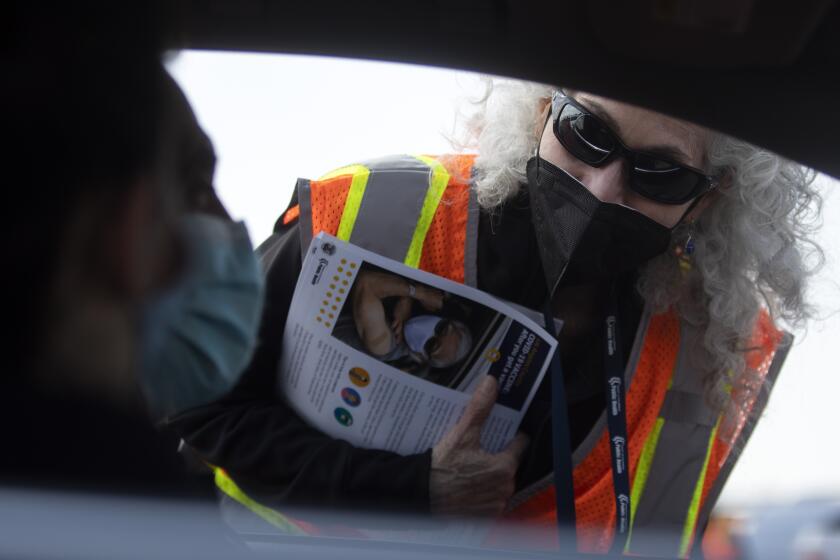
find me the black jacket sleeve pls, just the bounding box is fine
[167,221,432,514]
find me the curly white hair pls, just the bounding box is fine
[453,77,824,411]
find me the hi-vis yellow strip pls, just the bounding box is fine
[623,417,665,553]
[319,164,371,242]
[214,468,307,536]
[624,358,675,553]
[679,417,722,558]
[405,155,449,268]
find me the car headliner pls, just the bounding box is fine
[172,0,840,179]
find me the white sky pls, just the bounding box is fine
[168,50,840,508]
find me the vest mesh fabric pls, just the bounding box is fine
[502,309,783,556]
[502,311,680,552]
[310,175,353,241]
[308,155,475,281]
[414,154,473,282]
[692,310,783,550]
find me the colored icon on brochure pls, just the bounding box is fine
[334,407,353,427]
[341,387,362,407]
[348,367,370,388]
[485,348,501,363]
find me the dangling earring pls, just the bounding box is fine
[674,222,695,273]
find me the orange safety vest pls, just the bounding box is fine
[221,153,790,558]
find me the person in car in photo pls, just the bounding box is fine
[332,268,473,382]
[169,81,824,556]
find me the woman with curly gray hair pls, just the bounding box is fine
[449,79,823,554]
[170,78,825,558]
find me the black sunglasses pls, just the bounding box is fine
[551,91,717,205]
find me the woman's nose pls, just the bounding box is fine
[580,158,628,204]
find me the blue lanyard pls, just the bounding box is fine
[542,284,631,553]
[542,300,576,552]
[603,285,631,552]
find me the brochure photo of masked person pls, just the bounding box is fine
[331,262,503,390]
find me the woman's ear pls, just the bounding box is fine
[686,191,718,223]
[534,97,551,139]
[687,173,730,222]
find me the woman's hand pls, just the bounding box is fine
[430,376,529,516]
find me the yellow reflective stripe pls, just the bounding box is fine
[317,164,371,242]
[623,417,665,553]
[337,168,370,241]
[404,155,449,268]
[214,468,307,536]
[624,350,676,552]
[678,417,722,558]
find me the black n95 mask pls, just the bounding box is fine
[526,156,671,294]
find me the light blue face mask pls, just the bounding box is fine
[139,213,264,419]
